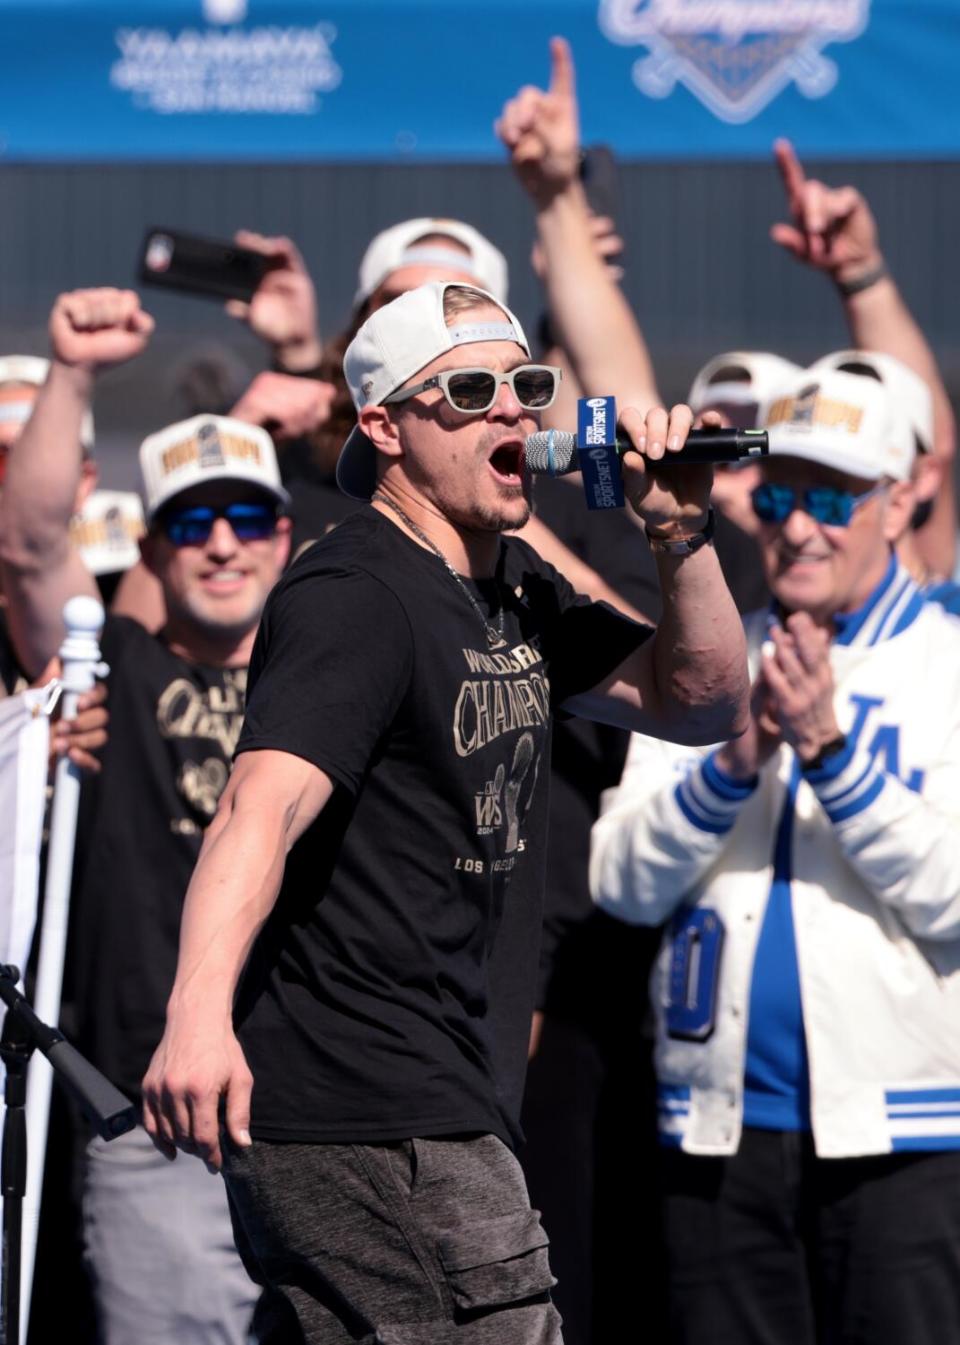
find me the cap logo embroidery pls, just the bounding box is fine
[767,386,864,435]
[160,431,263,476]
[70,510,144,550]
[198,422,225,468]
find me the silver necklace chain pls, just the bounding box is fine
[373,492,506,648]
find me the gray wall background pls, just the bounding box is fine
[1,158,957,491]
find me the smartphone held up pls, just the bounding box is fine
[138,228,272,303]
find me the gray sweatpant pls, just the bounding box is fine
[222,1132,564,1344]
[83,1125,260,1345]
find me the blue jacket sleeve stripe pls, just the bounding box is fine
[674,778,734,835]
[815,756,874,807]
[821,770,886,824]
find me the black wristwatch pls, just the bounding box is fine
[646,507,716,557]
[801,734,848,771]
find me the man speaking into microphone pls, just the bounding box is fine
[143,279,748,1344]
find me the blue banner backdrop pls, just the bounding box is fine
[1,0,958,161]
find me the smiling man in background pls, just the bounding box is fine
[0,287,292,1345]
[592,366,960,1345]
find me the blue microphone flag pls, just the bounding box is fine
[576,396,624,511]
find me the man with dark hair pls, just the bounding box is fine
[143,277,749,1343]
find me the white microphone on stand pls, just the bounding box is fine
[21,596,107,1343]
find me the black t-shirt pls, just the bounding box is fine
[287,475,359,556]
[528,478,767,1010]
[69,616,247,1097]
[234,507,650,1148]
[533,473,768,618]
[532,475,662,621]
[0,607,28,696]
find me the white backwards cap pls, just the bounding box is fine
[337,281,529,501]
[354,218,508,309]
[688,351,802,424]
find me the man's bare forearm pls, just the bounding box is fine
[842,274,956,577]
[535,182,660,409]
[843,275,954,458]
[0,362,97,673]
[167,752,333,1023]
[0,362,92,568]
[569,543,749,745]
[646,544,749,743]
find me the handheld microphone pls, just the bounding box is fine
[525,425,768,477]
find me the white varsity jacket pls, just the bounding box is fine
[589,562,960,1159]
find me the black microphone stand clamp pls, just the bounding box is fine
[0,964,136,1345]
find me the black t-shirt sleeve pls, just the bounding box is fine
[508,539,654,708]
[546,598,654,708]
[238,565,414,793]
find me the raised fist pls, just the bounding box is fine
[50,289,154,371]
[225,231,322,372]
[496,37,581,205]
[230,371,336,443]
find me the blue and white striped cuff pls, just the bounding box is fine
[806,744,887,824]
[673,752,758,835]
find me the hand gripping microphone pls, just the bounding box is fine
[525,395,768,510]
[525,426,768,476]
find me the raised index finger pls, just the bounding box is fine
[774,137,806,212]
[548,35,575,99]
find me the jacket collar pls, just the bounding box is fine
[767,553,925,650]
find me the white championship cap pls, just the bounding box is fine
[764,368,914,482]
[337,281,530,502]
[688,351,802,423]
[0,354,95,450]
[354,218,509,310]
[809,349,934,458]
[70,490,145,576]
[139,414,291,522]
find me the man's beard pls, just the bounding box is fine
[471,493,531,534]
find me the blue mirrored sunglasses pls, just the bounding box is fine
[159,501,279,547]
[750,481,887,528]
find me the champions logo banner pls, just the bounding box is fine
[0,0,957,159]
[598,1,870,123]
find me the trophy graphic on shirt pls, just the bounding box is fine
[504,732,538,853]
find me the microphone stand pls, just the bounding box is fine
[21,595,108,1340]
[0,965,136,1345]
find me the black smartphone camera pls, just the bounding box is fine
[138,228,271,303]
